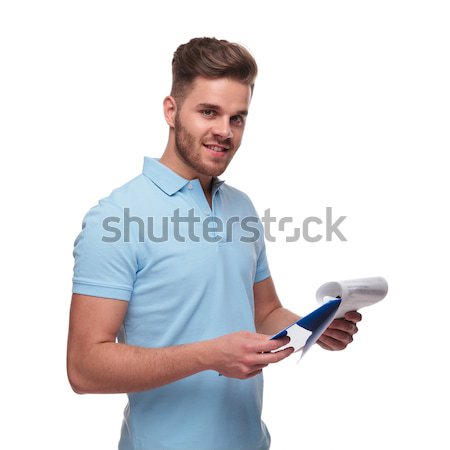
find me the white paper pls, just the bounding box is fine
[316,276,388,318]
[276,324,313,353]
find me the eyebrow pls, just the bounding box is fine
[196,103,248,117]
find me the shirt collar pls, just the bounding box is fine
[142,157,225,196]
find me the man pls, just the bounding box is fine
[67,37,361,450]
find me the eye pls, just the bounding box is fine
[231,115,244,126]
[202,109,216,118]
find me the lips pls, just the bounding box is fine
[204,144,230,153]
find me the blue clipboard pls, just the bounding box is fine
[270,298,341,357]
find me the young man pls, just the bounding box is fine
[67,37,361,450]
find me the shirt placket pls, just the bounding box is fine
[186,180,222,244]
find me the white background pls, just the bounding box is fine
[1,1,449,449]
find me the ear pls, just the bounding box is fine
[163,96,177,127]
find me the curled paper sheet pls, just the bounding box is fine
[316,276,388,318]
[270,277,388,363]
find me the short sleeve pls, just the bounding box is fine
[254,217,270,283]
[254,241,270,283]
[72,199,139,301]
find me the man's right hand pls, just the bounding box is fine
[207,331,294,379]
[67,294,293,394]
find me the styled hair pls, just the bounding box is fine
[171,37,258,103]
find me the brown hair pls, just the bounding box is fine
[171,37,258,103]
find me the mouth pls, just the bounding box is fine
[203,144,231,155]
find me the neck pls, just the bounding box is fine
[159,138,213,198]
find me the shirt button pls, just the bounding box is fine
[187,184,193,190]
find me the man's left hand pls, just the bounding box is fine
[317,311,362,351]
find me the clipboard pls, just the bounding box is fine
[270,298,341,359]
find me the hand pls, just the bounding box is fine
[317,311,362,351]
[208,331,294,379]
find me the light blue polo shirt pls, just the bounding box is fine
[72,157,271,450]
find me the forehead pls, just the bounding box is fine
[182,76,252,112]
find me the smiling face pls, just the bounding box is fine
[162,76,252,182]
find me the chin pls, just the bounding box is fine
[202,167,226,178]
[205,161,230,177]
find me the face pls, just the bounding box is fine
[171,76,252,179]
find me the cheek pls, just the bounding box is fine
[194,120,212,138]
[233,129,245,146]
[180,112,208,135]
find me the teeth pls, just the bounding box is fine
[206,145,226,152]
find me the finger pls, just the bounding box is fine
[257,347,295,364]
[244,369,263,379]
[328,319,358,334]
[344,311,362,322]
[322,327,355,343]
[316,339,334,351]
[251,363,269,371]
[242,362,272,379]
[318,334,349,351]
[253,335,290,353]
[268,335,291,351]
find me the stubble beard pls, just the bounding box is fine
[174,114,232,178]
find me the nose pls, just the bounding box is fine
[212,117,233,140]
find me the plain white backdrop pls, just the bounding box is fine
[1,1,449,449]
